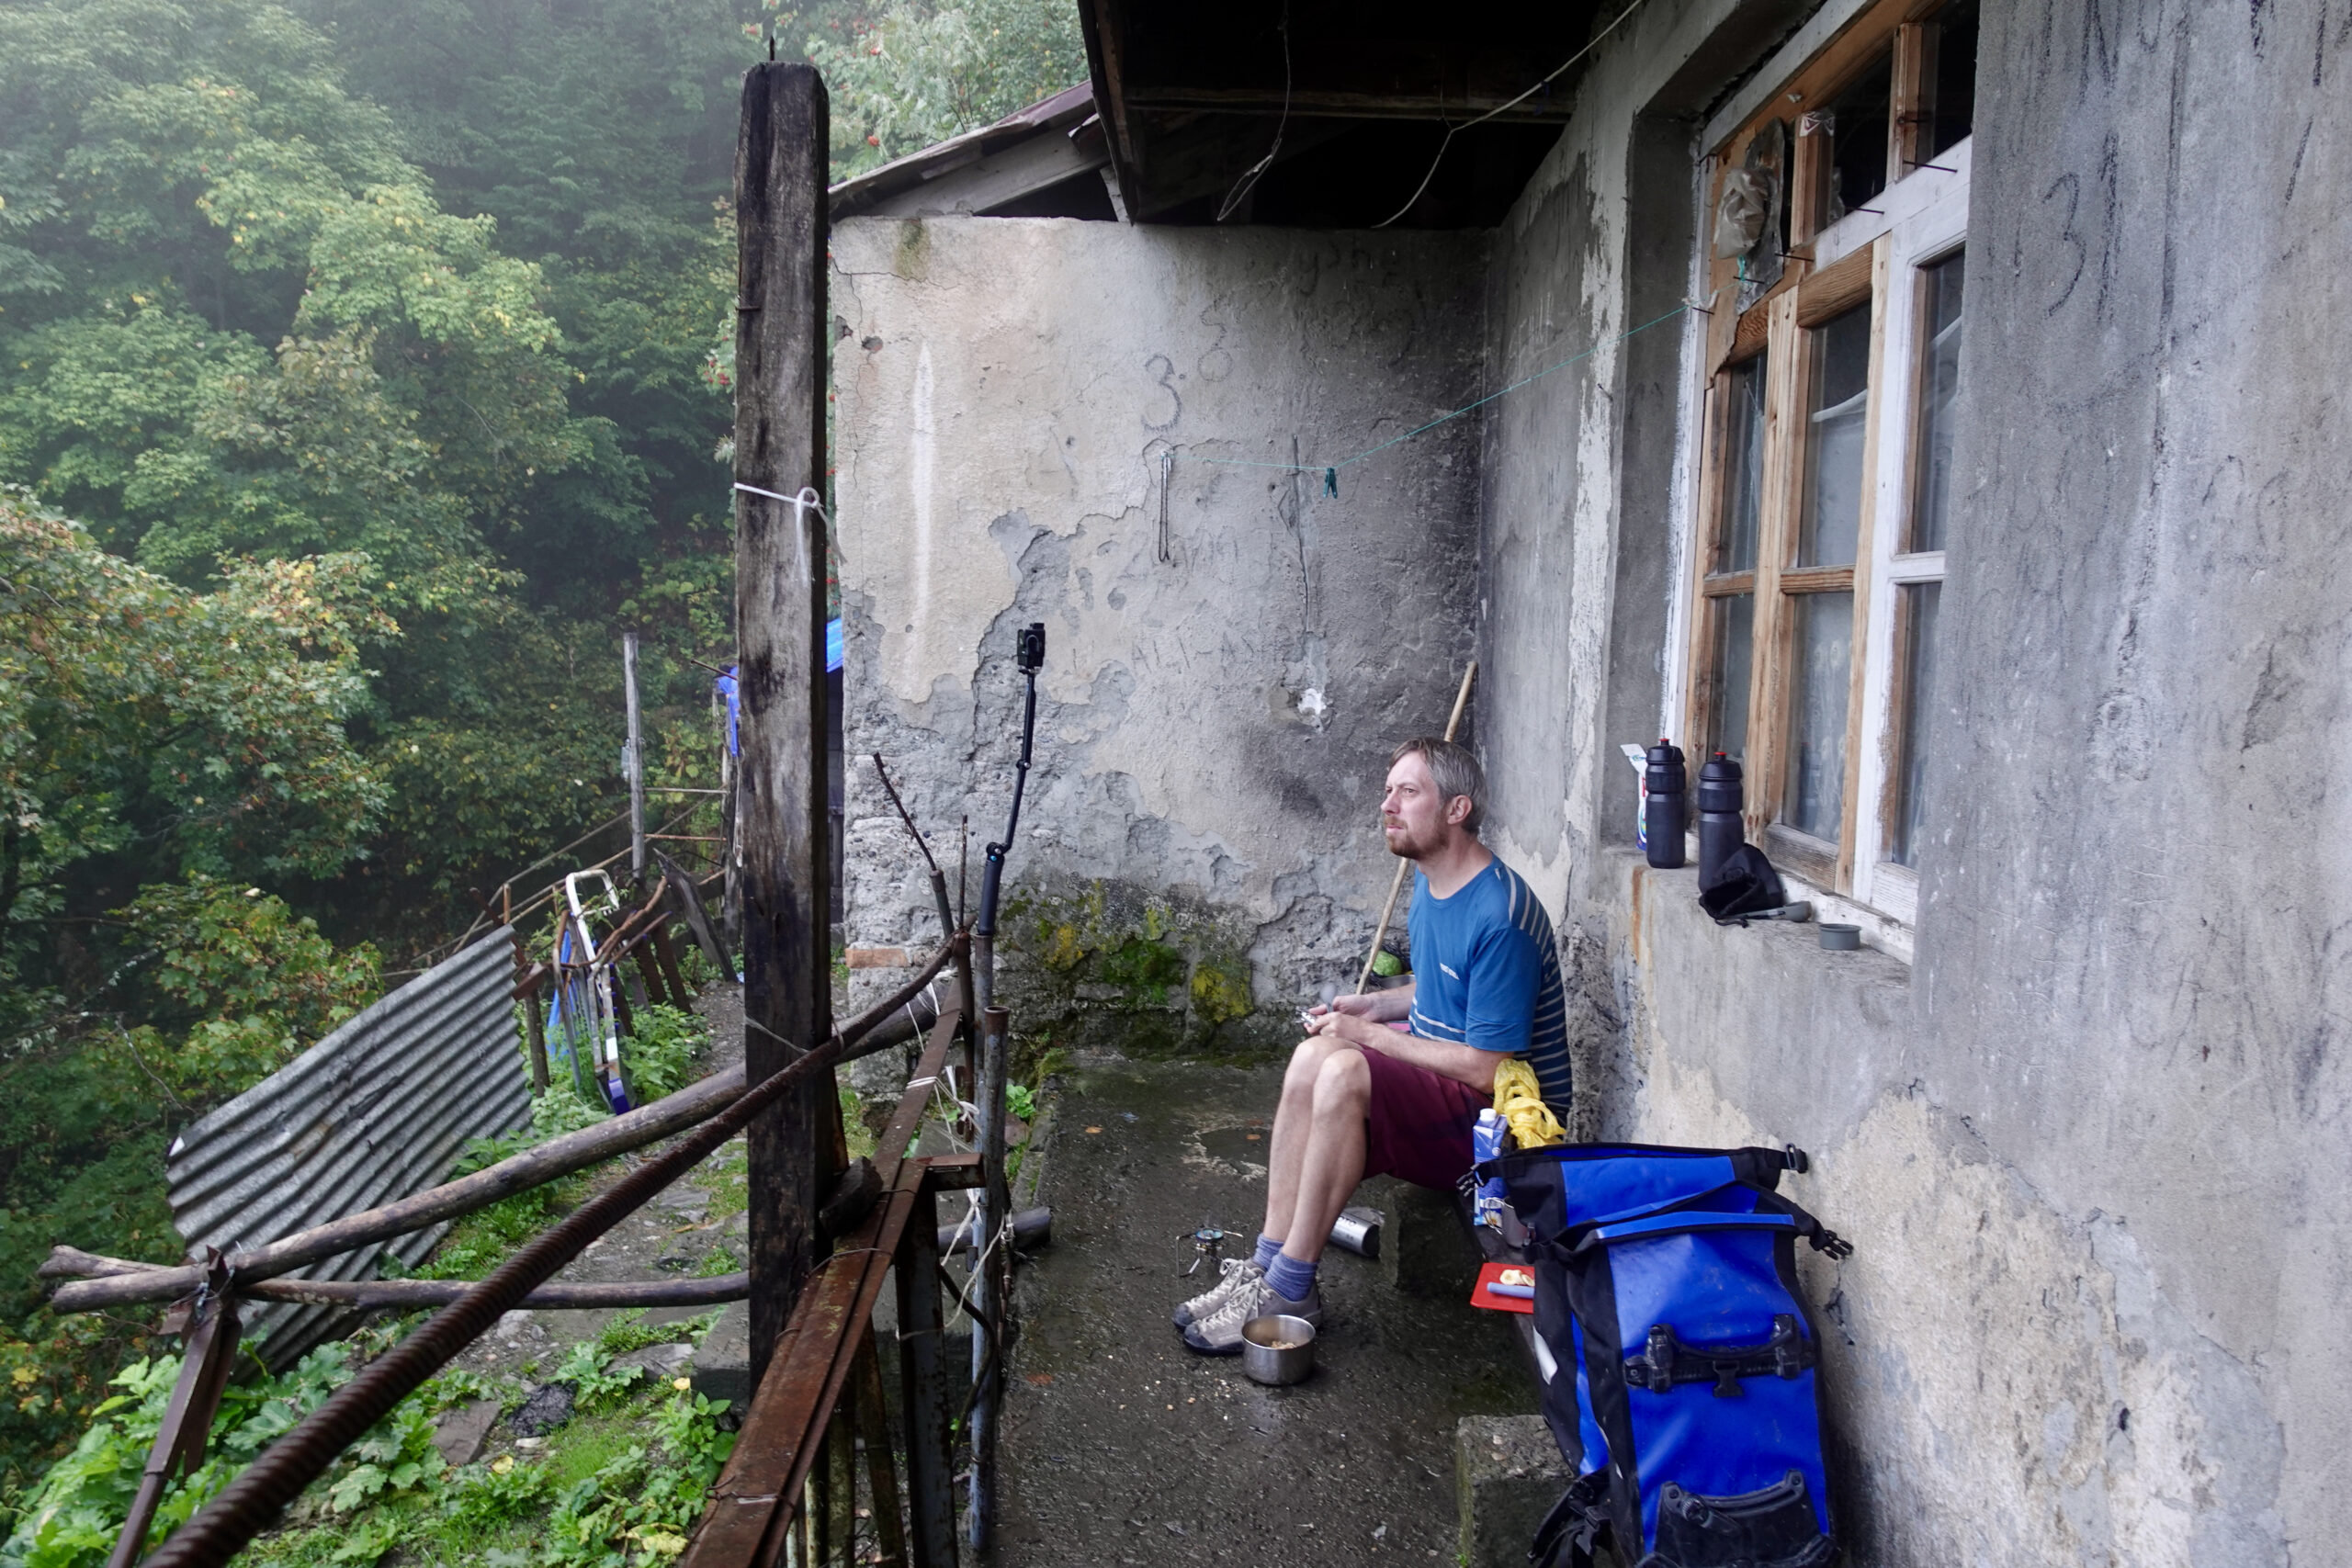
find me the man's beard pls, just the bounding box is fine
[1383,821,1435,860]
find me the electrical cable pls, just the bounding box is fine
[1371,0,1660,230]
[1215,2,1291,223]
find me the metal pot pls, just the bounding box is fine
[1241,1314,1317,1386]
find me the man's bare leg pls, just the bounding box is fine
[1274,1047,1370,1267]
[1261,1033,1349,1246]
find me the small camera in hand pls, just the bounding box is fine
[1017,622,1046,672]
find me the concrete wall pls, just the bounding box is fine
[1474,0,2352,1562]
[830,218,1488,1046]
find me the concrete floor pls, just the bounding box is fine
[994,1053,1538,1567]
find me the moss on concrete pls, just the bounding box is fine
[998,879,1282,1055]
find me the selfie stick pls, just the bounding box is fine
[967,620,1043,1554]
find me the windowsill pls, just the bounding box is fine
[1675,832,1917,963]
[1774,867,1914,963]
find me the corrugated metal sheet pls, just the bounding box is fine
[166,931,532,1365]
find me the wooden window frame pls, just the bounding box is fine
[1679,0,1973,925]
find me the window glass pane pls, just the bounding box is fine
[1819,51,1893,227]
[1783,591,1853,840]
[1889,581,1942,865]
[1798,306,1871,567]
[1706,592,1756,762]
[1909,251,1964,552]
[1716,356,1767,573]
[1930,0,1979,157]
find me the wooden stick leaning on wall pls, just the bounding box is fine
[1352,661,1478,996]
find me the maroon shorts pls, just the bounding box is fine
[1359,1042,1490,1192]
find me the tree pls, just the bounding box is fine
[807,0,1089,180]
[0,491,385,1010]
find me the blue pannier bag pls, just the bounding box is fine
[1487,1143,1852,1568]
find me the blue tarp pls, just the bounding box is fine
[717,618,838,758]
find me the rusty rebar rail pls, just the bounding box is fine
[135,939,964,1568]
[683,1001,974,1567]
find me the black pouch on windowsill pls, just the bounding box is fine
[1699,844,1788,925]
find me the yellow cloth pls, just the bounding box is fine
[1492,1057,1566,1149]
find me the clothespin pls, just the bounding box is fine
[1323,467,1338,499]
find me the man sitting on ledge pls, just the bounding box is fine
[1177,736,1572,1354]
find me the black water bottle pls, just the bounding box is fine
[1644,739,1687,869]
[1696,751,1746,890]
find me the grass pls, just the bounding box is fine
[7,1326,738,1568]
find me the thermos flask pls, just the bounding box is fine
[1696,751,1746,889]
[1644,739,1687,869]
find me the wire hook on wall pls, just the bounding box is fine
[1158,450,1174,563]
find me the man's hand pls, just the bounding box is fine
[1303,980,1414,1031]
[1300,1010,1499,1093]
[1303,1008,1389,1050]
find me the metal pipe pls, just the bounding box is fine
[966,1004,1012,1552]
[624,631,647,882]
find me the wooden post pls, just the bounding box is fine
[651,922,693,1008]
[734,60,833,1389]
[524,975,550,1094]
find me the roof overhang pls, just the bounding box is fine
[1077,0,1600,226]
[830,83,1110,220]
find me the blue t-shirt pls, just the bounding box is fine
[1404,857,1573,1110]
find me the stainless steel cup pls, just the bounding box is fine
[1327,1205,1382,1258]
[1241,1314,1317,1386]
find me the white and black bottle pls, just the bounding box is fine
[1644,739,1687,869]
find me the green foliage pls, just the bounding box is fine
[322,1399,447,1515]
[1005,1082,1037,1122]
[0,0,972,1518]
[0,495,385,1007]
[83,879,383,1122]
[3,1338,736,1568]
[412,1178,574,1285]
[436,1452,553,1538]
[0,0,747,961]
[1,1344,356,1568]
[551,1343,644,1415]
[806,0,1088,180]
[621,1004,708,1105]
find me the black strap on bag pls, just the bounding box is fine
[1529,1472,1611,1568]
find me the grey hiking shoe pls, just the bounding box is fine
[1173,1258,1262,1330]
[1181,1274,1322,1356]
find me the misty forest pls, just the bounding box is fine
[0,0,1083,1549]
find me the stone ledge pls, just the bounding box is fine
[1456,1414,1572,1568]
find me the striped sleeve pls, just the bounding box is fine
[1478,867,1574,1111]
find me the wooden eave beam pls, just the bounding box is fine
[1077,0,1144,212]
[1117,85,1573,120]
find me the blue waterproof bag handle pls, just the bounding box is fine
[1487,1140,1810,1249]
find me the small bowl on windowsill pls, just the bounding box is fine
[1817,922,1861,952]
